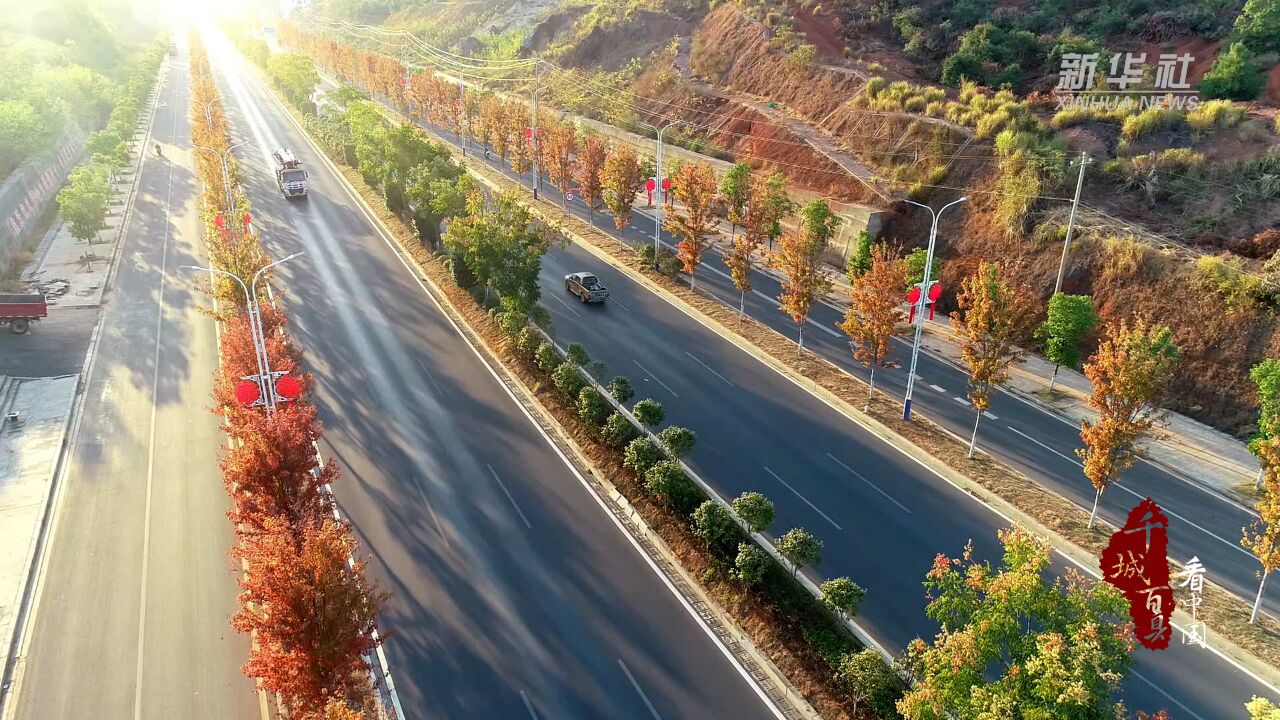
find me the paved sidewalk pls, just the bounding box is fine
[23,174,133,309]
[0,375,77,682]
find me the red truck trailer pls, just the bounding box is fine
[0,294,47,334]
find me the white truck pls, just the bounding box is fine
[272,148,308,199]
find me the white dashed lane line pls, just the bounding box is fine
[763,466,843,530]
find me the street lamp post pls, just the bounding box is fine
[182,252,303,413]
[647,121,683,270]
[192,141,247,214]
[199,99,218,130]
[900,196,968,421]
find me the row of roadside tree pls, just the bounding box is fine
[187,33,388,720]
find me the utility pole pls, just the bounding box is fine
[459,77,467,156]
[1053,151,1092,295]
[530,63,541,200]
[901,196,968,421]
[652,121,680,270]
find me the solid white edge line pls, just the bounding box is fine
[263,69,790,720]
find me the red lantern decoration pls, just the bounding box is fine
[234,379,260,405]
[275,374,302,400]
[927,282,943,320]
[907,286,922,323]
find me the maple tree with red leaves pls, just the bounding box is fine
[233,514,388,719]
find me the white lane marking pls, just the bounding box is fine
[134,91,178,720]
[410,476,451,550]
[282,58,795,720]
[824,453,912,514]
[417,357,444,395]
[520,691,540,720]
[763,466,843,530]
[685,351,735,387]
[982,411,998,420]
[617,659,664,720]
[1132,669,1205,720]
[1008,426,1082,468]
[608,295,631,312]
[954,396,971,406]
[632,360,679,397]
[929,384,947,392]
[549,291,583,317]
[487,464,532,529]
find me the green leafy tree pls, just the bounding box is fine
[1251,359,1280,489]
[57,163,110,245]
[820,577,866,619]
[846,231,873,282]
[443,191,555,312]
[1199,43,1265,101]
[658,426,696,459]
[267,53,320,108]
[552,362,587,397]
[535,342,560,373]
[1036,293,1098,393]
[692,501,738,548]
[565,342,590,366]
[1234,0,1280,54]
[838,649,902,719]
[1248,696,1280,719]
[719,162,752,238]
[776,527,822,578]
[623,437,665,474]
[745,169,795,252]
[607,376,634,404]
[904,247,942,289]
[644,460,692,508]
[601,412,638,448]
[732,491,775,534]
[1245,435,1280,622]
[404,166,473,248]
[577,386,610,426]
[735,543,770,588]
[897,527,1132,720]
[632,398,665,428]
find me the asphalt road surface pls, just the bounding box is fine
[0,306,95,378]
[7,39,260,720]
[368,83,1280,718]
[207,31,783,720]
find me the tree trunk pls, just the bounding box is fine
[967,408,981,458]
[1252,570,1270,624]
[689,265,696,290]
[866,365,875,411]
[1257,466,1265,492]
[797,324,804,354]
[1049,364,1060,393]
[738,290,745,319]
[1088,487,1104,528]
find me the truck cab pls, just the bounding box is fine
[272,148,308,199]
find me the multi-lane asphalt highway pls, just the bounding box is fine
[358,80,1280,717]
[206,31,784,720]
[6,40,260,720]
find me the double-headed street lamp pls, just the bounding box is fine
[192,141,247,214]
[641,120,685,270]
[900,196,968,421]
[182,252,304,414]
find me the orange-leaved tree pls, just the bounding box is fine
[775,229,831,352]
[663,161,718,288]
[232,514,387,719]
[1245,434,1280,622]
[574,135,608,225]
[951,261,1037,458]
[601,144,646,243]
[1078,315,1179,527]
[543,119,577,208]
[840,244,905,408]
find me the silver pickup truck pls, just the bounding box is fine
[565,272,609,303]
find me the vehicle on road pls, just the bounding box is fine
[565,272,609,303]
[0,294,47,334]
[272,148,308,199]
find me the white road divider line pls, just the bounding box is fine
[632,360,679,397]
[410,476,451,551]
[954,396,971,406]
[763,466,843,530]
[417,358,445,395]
[824,453,912,514]
[487,464,532,530]
[549,291,583,318]
[617,659,664,720]
[929,384,947,392]
[685,352,735,387]
[520,691,540,720]
[1007,426,1081,468]
[982,411,998,421]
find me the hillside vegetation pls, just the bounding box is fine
[300,0,1280,435]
